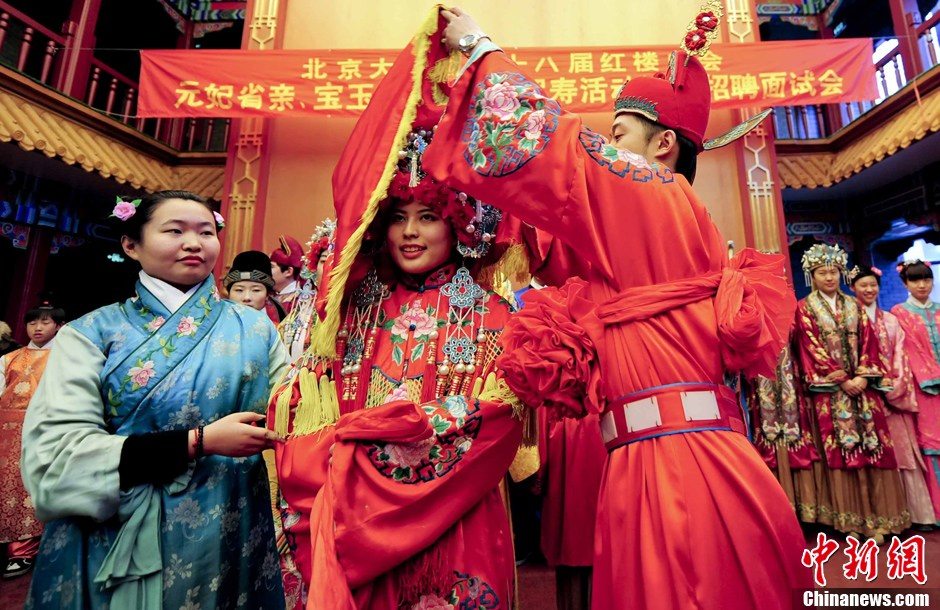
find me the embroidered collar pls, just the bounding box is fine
[278,280,299,296]
[395,262,457,293]
[138,271,200,314]
[816,290,840,311]
[907,295,935,310]
[863,302,877,322]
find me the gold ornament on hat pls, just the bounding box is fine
[801,243,848,286]
[681,0,724,58]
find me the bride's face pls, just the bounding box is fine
[385,200,454,275]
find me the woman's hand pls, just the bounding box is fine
[441,6,486,54]
[201,412,283,458]
[840,379,862,397]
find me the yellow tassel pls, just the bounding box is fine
[312,6,441,359]
[292,371,340,436]
[508,445,540,482]
[273,382,293,438]
[322,375,340,424]
[478,377,536,446]
[291,369,320,435]
[470,376,484,399]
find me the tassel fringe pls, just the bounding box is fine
[478,377,536,447]
[291,370,341,437]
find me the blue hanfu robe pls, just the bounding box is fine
[22,275,288,609]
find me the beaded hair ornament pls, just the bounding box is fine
[847,265,883,284]
[801,243,848,287]
[896,259,932,275]
[279,217,337,354]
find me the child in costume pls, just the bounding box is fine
[224,250,286,324]
[22,190,288,609]
[0,300,64,578]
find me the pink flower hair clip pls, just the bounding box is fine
[213,211,225,229]
[871,266,882,277]
[111,197,141,221]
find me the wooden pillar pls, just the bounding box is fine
[59,0,102,99]
[216,0,288,277]
[889,0,924,78]
[724,0,792,275]
[5,227,52,345]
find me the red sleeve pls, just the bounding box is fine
[424,50,677,282]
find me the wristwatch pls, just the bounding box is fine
[458,32,490,55]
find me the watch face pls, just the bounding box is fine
[459,34,476,50]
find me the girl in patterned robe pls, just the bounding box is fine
[851,265,935,527]
[22,191,288,609]
[794,245,909,541]
[0,301,64,577]
[890,260,940,521]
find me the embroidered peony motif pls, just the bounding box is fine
[177,316,198,337]
[367,398,483,484]
[449,571,500,608]
[392,303,437,340]
[412,594,454,610]
[579,129,674,184]
[146,316,166,332]
[481,80,521,121]
[384,438,434,468]
[12,381,30,396]
[443,395,469,420]
[382,384,410,405]
[463,72,561,177]
[128,360,157,390]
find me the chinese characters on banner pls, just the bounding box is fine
[138,38,876,118]
[801,532,928,587]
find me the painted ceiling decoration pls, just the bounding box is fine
[161,0,246,23]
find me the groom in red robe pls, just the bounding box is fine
[424,4,813,609]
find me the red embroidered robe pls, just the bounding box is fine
[422,49,811,610]
[269,267,521,609]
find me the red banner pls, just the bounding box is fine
[138,38,875,118]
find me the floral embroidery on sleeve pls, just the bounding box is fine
[462,72,561,177]
[367,396,482,484]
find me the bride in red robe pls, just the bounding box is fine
[267,15,529,608]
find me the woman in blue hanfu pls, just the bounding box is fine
[22,190,288,609]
